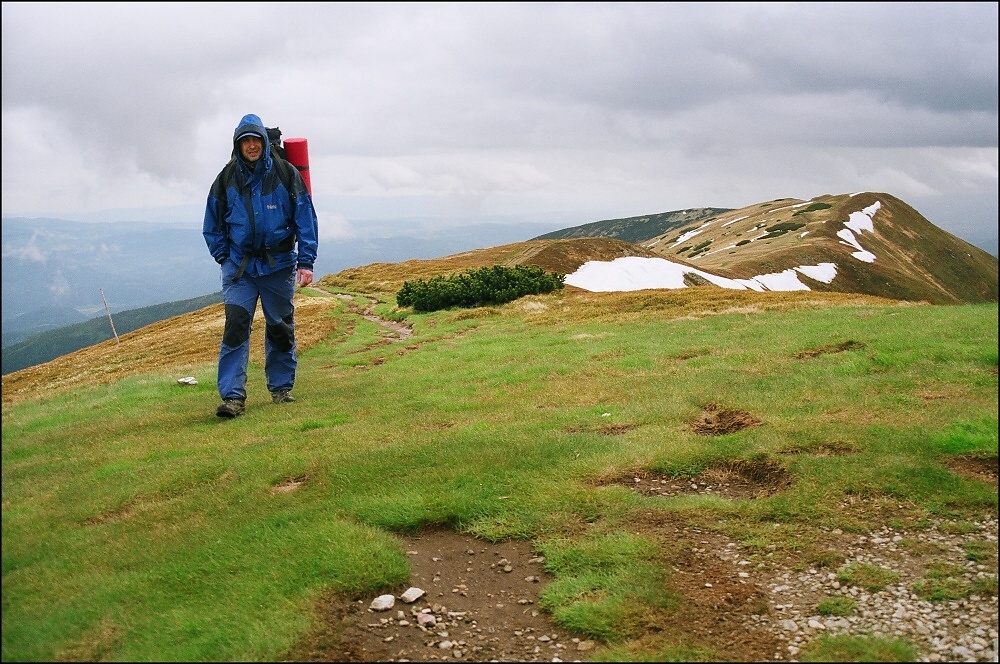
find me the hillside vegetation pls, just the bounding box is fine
[535,192,998,305]
[3,242,997,661]
[7,190,996,378]
[1,292,223,376]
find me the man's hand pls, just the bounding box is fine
[296,269,314,288]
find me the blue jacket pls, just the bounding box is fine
[203,113,318,276]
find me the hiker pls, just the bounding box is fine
[202,113,319,418]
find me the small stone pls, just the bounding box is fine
[400,587,426,603]
[370,594,395,611]
[780,619,799,632]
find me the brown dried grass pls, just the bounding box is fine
[1,292,341,406]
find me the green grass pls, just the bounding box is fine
[910,560,991,601]
[3,295,997,661]
[817,596,857,616]
[801,634,919,662]
[837,563,901,591]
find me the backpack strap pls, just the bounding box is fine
[270,155,297,201]
[218,154,299,281]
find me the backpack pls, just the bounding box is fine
[266,127,288,161]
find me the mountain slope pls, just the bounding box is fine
[0,291,342,405]
[5,191,995,378]
[532,207,732,243]
[0,216,565,345]
[4,278,995,662]
[536,192,998,305]
[1,293,224,375]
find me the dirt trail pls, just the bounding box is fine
[323,290,414,340]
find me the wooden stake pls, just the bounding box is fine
[100,288,120,346]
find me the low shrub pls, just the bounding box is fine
[396,265,565,312]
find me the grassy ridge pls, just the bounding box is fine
[2,289,997,661]
[2,293,224,376]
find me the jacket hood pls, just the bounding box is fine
[232,113,269,164]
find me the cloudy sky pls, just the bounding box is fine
[2,2,997,253]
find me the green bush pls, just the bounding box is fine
[793,202,832,215]
[760,221,807,240]
[396,265,565,312]
[686,239,713,257]
[767,222,806,233]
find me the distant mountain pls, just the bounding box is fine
[1,217,221,346]
[5,191,995,373]
[532,192,998,305]
[1,216,564,346]
[533,207,732,244]
[1,292,222,375]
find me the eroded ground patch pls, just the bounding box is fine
[283,523,789,663]
[945,454,999,487]
[283,531,583,662]
[690,403,763,436]
[600,459,793,500]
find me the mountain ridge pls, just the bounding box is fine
[4,190,996,377]
[531,191,998,305]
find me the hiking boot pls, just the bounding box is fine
[271,390,295,404]
[216,398,245,418]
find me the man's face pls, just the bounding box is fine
[239,135,264,163]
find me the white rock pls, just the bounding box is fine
[370,594,395,611]
[780,619,799,632]
[400,587,426,603]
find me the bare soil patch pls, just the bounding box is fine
[600,460,793,500]
[689,403,763,436]
[286,464,799,661]
[283,531,586,662]
[945,454,999,487]
[795,339,865,359]
[284,522,789,663]
[330,292,414,342]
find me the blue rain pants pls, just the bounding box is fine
[217,260,297,400]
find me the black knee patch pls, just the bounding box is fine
[266,315,295,352]
[222,304,253,347]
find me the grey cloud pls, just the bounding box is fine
[0,2,995,255]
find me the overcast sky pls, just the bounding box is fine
[2,2,997,253]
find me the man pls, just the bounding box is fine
[203,113,319,418]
